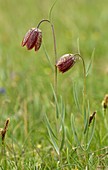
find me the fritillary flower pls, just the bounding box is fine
[56,54,79,73]
[22,28,42,52]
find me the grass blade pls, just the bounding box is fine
[45,114,59,155]
[73,82,81,114]
[77,37,80,54]
[60,120,65,151]
[86,48,95,77]
[45,114,58,140]
[71,114,84,151]
[48,0,58,22]
[51,84,59,118]
[59,96,65,151]
[48,128,59,155]
[42,41,54,71]
[86,118,95,150]
[59,96,65,130]
[84,101,90,134]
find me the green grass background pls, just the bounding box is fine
[0,0,108,169]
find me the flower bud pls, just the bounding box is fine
[102,94,108,109]
[89,111,96,126]
[22,28,42,51]
[56,54,78,73]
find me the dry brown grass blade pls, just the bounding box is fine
[1,118,10,144]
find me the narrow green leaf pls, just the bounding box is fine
[71,114,84,151]
[48,0,58,22]
[42,42,54,71]
[86,118,95,150]
[60,96,65,120]
[73,82,81,114]
[60,120,65,151]
[84,101,90,134]
[51,84,59,118]
[47,127,59,155]
[45,114,59,155]
[86,48,95,77]
[59,96,65,130]
[83,106,87,134]
[66,148,70,165]
[77,37,80,54]
[45,114,58,140]
[59,97,65,151]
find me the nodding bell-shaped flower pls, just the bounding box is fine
[56,54,79,73]
[22,28,42,52]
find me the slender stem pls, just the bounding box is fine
[49,0,58,23]
[73,53,86,97]
[37,19,58,116]
[73,53,86,112]
[51,24,57,98]
[77,38,80,55]
[37,19,50,28]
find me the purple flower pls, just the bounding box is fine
[56,54,78,73]
[22,28,42,52]
[0,88,6,94]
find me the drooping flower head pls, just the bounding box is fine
[56,54,79,73]
[22,28,42,52]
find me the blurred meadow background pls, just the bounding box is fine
[0,0,108,169]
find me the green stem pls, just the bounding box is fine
[48,0,58,23]
[37,19,50,28]
[73,53,86,111]
[37,19,58,116]
[51,24,57,98]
